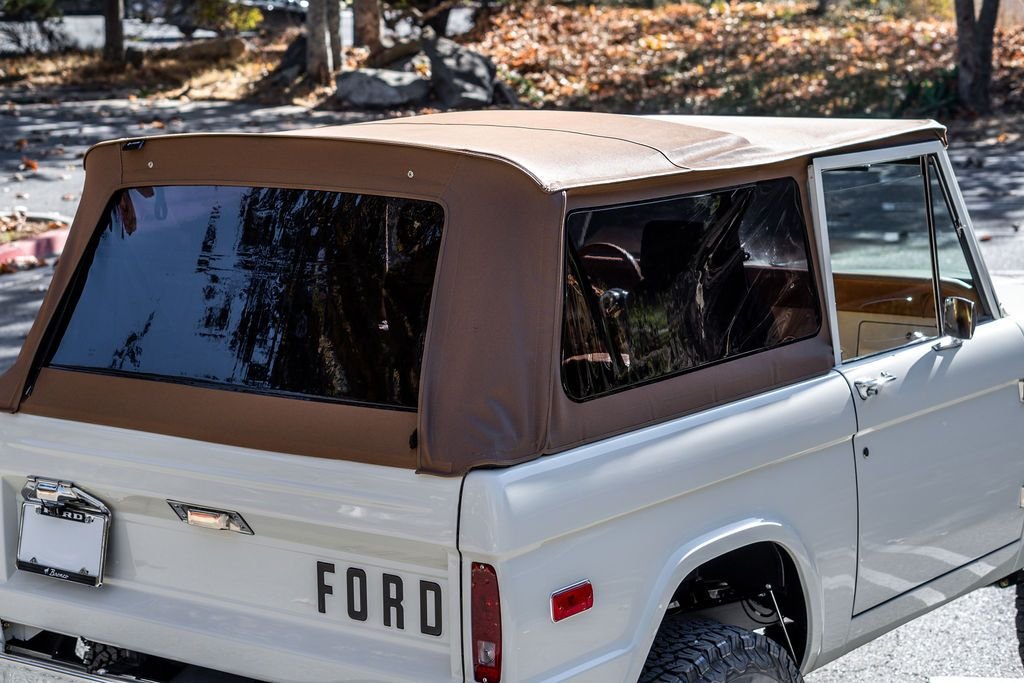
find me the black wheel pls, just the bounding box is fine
[1015,581,1024,667]
[639,617,803,683]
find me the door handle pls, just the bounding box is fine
[854,372,897,400]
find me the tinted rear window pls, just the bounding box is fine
[49,186,445,409]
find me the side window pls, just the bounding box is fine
[821,155,989,362]
[562,178,821,401]
[48,186,445,409]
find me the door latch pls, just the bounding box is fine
[854,372,898,400]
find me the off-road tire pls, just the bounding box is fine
[1015,581,1024,667]
[639,617,803,683]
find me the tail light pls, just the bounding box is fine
[471,562,501,683]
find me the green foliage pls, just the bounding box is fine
[191,0,264,33]
[497,65,544,105]
[0,0,61,21]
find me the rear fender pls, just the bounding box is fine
[624,518,823,680]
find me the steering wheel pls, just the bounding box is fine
[577,242,642,290]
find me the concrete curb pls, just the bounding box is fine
[0,212,73,265]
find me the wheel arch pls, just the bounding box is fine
[625,518,824,680]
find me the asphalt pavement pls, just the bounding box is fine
[1,100,1024,681]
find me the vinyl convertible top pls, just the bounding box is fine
[0,111,946,474]
[280,110,947,191]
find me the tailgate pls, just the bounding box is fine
[0,413,463,683]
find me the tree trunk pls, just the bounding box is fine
[814,0,830,15]
[353,0,381,53]
[954,0,1000,113]
[327,0,342,72]
[102,0,124,64]
[306,0,330,85]
[425,7,450,36]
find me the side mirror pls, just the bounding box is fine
[942,296,976,341]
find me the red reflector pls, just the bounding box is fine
[550,580,594,622]
[471,562,502,683]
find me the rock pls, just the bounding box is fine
[125,47,145,69]
[425,38,496,108]
[366,40,427,70]
[278,65,301,83]
[335,69,431,108]
[492,79,520,107]
[277,34,307,74]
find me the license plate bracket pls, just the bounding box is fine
[16,478,111,588]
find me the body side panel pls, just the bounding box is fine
[459,372,859,681]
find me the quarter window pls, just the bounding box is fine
[49,186,445,409]
[562,178,821,400]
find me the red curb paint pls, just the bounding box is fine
[0,229,69,264]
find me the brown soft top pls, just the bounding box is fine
[277,110,947,191]
[6,111,947,475]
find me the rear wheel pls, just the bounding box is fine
[639,617,803,683]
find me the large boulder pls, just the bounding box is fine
[335,68,431,108]
[424,37,497,109]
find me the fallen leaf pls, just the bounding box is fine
[62,193,77,201]
[20,157,38,171]
[14,138,28,151]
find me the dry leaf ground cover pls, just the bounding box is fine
[1,2,1022,117]
[0,214,66,245]
[0,41,285,101]
[462,1,1024,116]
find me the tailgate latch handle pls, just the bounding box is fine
[23,476,109,515]
[167,500,254,535]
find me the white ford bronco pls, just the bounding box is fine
[1,111,1022,683]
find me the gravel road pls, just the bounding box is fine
[1,100,1023,681]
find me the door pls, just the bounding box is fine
[811,143,1024,614]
